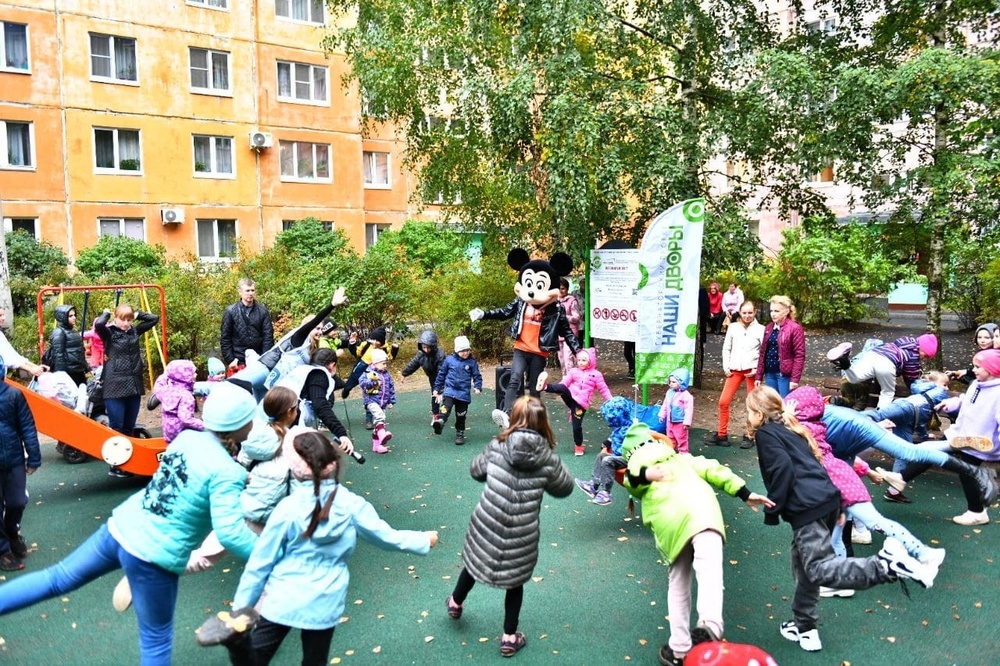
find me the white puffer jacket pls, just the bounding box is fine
[722,318,765,374]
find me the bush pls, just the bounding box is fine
[4,231,71,312]
[380,220,471,276]
[75,236,166,278]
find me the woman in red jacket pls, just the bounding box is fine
[706,282,725,335]
[754,295,805,397]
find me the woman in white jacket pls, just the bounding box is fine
[708,300,764,448]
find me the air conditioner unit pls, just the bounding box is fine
[249,130,274,150]
[161,207,185,224]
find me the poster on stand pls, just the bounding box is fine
[588,248,639,342]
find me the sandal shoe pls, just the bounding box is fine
[500,631,527,657]
[884,489,912,504]
[446,595,463,620]
[195,607,260,647]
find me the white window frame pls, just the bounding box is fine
[805,18,838,35]
[187,0,228,9]
[192,135,235,178]
[3,217,39,240]
[1,21,30,73]
[275,0,326,25]
[93,127,143,175]
[362,151,390,188]
[196,218,237,260]
[1,120,35,170]
[98,217,146,241]
[189,47,231,95]
[282,219,334,232]
[89,33,138,85]
[278,140,332,182]
[365,223,390,249]
[276,61,329,105]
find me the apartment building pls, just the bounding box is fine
[0,0,423,262]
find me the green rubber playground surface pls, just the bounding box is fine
[1,388,997,664]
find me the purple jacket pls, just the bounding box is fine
[872,336,923,383]
[946,376,1000,462]
[152,359,203,443]
[755,319,806,383]
[359,365,396,409]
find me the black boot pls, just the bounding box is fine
[455,430,465,445]
[942,456,999,506]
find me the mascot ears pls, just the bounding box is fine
[506,249,574,278]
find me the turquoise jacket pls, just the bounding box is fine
[110,429,257,575]
[232,480,431,630]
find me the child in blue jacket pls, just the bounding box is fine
[0,359,41,571]
[433,336,483,445]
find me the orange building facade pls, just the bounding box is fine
[0,0,423,262]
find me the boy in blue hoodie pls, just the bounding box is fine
[659,368,694,454]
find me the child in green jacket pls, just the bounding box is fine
[622,423,772,666]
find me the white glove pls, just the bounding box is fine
[469,308,485,322]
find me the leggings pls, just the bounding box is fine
[451,567,524,635]
[542,382,585,445]
[225,618,335,666]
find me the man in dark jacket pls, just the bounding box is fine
[0,360,41,571]
[220,278,274,374]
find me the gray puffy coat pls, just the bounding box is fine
[461,429,573,589]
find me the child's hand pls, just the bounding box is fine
[744,492,775,512]
[426,531,439,548]
[331,286,348,307]
[867,469,884,485]
[387,403,394,409]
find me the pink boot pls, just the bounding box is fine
[372,425,392,454]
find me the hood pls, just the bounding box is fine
[976,323,998,339]
[669,368,690,392]
[164,359,197,389]
[786,385,825,423]
[582,347,597,371]
[54,304,75,328]
[418,329,439,348]
[601,396,634,429]
[502,429,551,471]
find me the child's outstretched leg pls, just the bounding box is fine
[447,568,475,619]
[539,378,586,455]
[848,503,945,567]
[453,399,469,446]
[369,404,391,453]
[438,397,453,436]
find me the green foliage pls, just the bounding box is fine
[379,220,470,276]
[74,236,166,278]
[700,198,766,282]
[275,218,351,263]
[4,231,70,312]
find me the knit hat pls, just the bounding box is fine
[454,335,471,352]
[207,357,225,377]
[370,349,388,364]
[917,333,938,358]
[282,426,336,480]
[973,349,1000,378]
[621,422,655,462]
[202,382,257,432]
[320,318,337,335]
[370,327,387,345]
[975,323,997,345]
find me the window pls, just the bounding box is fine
[99,217,145,240]
[805,18,838,35]
[197,218,236,259]
[94,128,142,173]
[1,21,29,72]
[189,0,228,8]
[275,0,325,24]
[809,162,835,183]
[363,151,390,188]
[1,120,33,169]
[193,135,234,176]
[189,48,230,93]
[282,219,334,231]
[3,217,38,239]
[277,61,328,104]
[279,140,330,181]
[89,34,137,83]
[365,223,390,249]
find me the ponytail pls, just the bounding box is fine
[290,430,342,539]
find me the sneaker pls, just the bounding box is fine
[851,523,873,545]
[9,534,28,559]
[705,433,730,447]
[798,628,823,652]
[146,393,161,410]
[819,586,855,598]
[953,509,989,526]
[690,621,721,645]
[0,551,24,571]
[739,435,754,449]
[875,467,907,493]
[500,631,527,658]
[492,409,510,430]
[535,371,548,392]
[575,478,598,499]
[949,436,994,452]
[657,645,683,666]
[455,430,466,446]
[878,537,937,588]
[112,575,133,612]
[574,444,585,457]
[627,369,635,379]
[432,418,444,435]
[884,488,912,504]
[107,466,132,478]
[827,342,853,369]
[592,490,613,506]
[446,595,463,620]
[919,547,946,569]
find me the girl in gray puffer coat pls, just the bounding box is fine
[48,305,89,386]
[446,396,573,658]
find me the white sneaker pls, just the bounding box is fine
[876,467,908,493]
[953,510,989,526]
[819,586,855,598]
[919,547,946,568]
[779,620,799,643]
[851,523,873,545]
[878,537,937,588]
[827,342,852,362]
[112,575,133,612]
[798,628,823,652]
[535,371,548,392]
[491,409,510,430]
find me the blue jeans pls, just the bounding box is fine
[824,405,953,467]
[763,372,791,397]
[0,524,179,666]
[105,394,141,435]
[232,361,270,402]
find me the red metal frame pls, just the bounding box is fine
[36,284,168,359]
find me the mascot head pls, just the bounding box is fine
[507,248,574,307]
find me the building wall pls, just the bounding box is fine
[0,0,430,263]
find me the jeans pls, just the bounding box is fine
[592,452,627,492]
[543,383,585,446]
[365,402,387,427]
[824,405,954,468]
[717,370,755,437]
[0,465,27,554]
[862,402,923,472]
[0,524,179,666]
[226,618,335,666]
[830,502,928,560]
[503,350,547,413]
[666,530,725,658]
[232,361,270,403]
[763,372,791,397]
[105,394,141,435]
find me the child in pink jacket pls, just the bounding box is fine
[659,368,693,453]
[152,359,204,443]
[536,348,611,456]
[787,386,944,597]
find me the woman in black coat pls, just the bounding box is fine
[48,304,89,387]
[95,304,159,442]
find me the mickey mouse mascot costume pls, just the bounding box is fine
[470,249,586,429]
